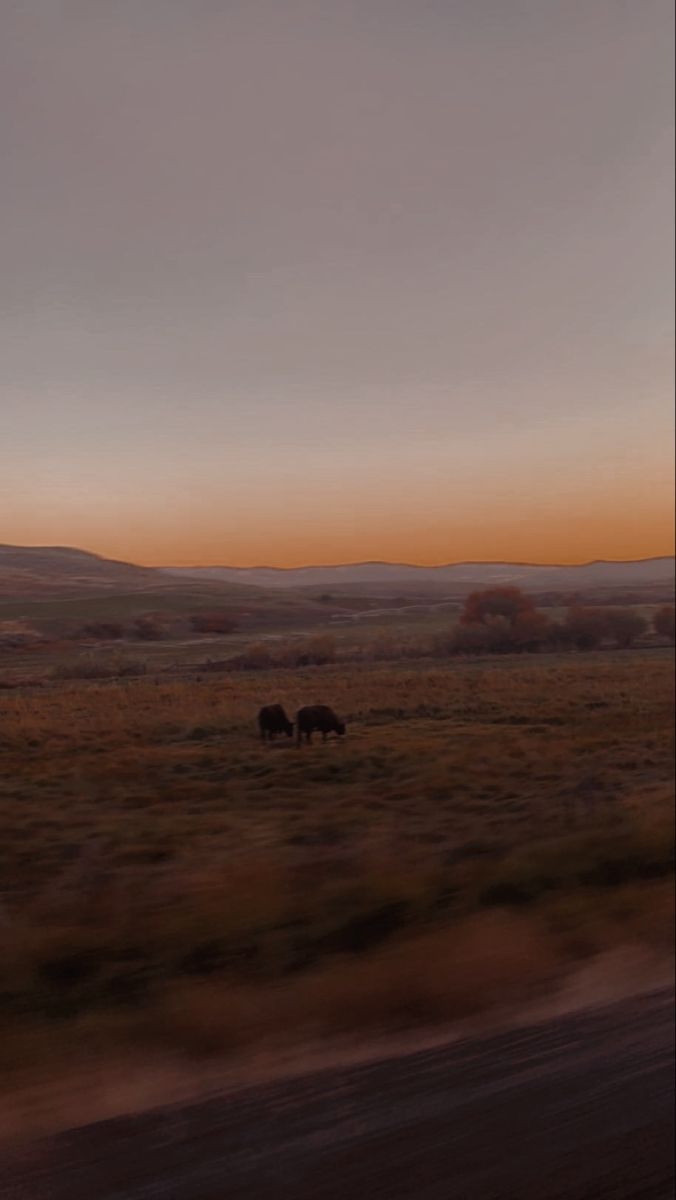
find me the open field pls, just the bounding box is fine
[0,649,673,1096]
[1,602,673,684]
[0,583,330,635]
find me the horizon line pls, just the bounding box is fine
[3,543,674,572]
[164,555,676,571]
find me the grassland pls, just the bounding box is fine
[0,649,673,1096]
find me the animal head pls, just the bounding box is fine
[285,721,294,737]
[336,721,346,736]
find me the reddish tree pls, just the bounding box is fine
[457,587,549,652]
[189,611,238,635]
[461,586,535,627]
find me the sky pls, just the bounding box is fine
[1,0,674,567]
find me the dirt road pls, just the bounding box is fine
[3,987,674,1200]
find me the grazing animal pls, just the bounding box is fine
[296,704,346,744]
[258,704,294,741]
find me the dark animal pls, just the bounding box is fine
[258,704,294,741]
[296,704,346,744]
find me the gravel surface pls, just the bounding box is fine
[3,987,674,1200]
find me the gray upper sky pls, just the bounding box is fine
[1,0,673,564]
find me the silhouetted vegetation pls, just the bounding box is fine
[133,615,167,641]
[51,656,147,680]
[189,611,238,634]
[230,634,338,671]
[81,621,125,640]
[454,589,550,654]
[0,621,46,650]
[603,608,647,648]
[654,605,675,643]
[461,586,536,627]
[565,606,647,650]
[564,606,612,650]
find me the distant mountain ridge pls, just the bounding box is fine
[162,557,675,591]
[1,544,673,600]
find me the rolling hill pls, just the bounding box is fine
[1,546,672,627]
[0,545,258,601]
[0,545,341,632]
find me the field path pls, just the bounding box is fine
[3,987,674,1200]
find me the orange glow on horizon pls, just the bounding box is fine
[115,529,676,569]
[8,505,674,569]
[6,442,674,569]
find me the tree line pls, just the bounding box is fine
[444,587,674,653]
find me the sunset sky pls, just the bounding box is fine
[2,1,673,567]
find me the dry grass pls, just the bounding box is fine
[0,651,673,1087]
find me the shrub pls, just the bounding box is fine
[604,608,647,649]
[428,631,454,658]
[51,656,147,680]
[302,634,337,665]
[81,622,124,641]
[510,610,551,651]
[0,622,45,650]
[237,642,274,669]
[654,606,675,643]
[564,607,648,651]
[543,621,574,650]
[450,623,493,654]
[565,606,609,650]
[189,612,238,635]
[112,657,147,678]
[275,634,339,668]
[133,616,167,641]
[51,659,114,680]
